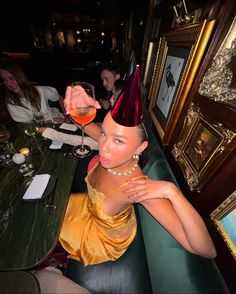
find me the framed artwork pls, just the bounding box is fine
[148,19,215,145]
[143,40,159,94]
[210,190,236,261]
[198,16,236,109]
[172,103,236,192]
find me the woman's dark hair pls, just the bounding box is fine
[137,114,152,169]
[99,62,124,77]
[137,85,153,169]
[0,62,41,111]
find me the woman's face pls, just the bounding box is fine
[99,112,148,170]
[101,69,120,92]
[0,69,21,94]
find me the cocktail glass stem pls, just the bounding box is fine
[80,125,85,152]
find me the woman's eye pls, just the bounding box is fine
[115,139,124,144]
[100,131,105,137]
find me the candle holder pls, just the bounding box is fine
[18,163,35,177]
[0,142,16,167]
[13,151,34,177]
[173,0,194,25]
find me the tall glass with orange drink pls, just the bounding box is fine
[69,82,97,158]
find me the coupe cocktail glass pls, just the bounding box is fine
[69,82,97,158]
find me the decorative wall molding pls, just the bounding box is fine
[198,17,236,108]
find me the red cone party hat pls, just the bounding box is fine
[111,65,143,127]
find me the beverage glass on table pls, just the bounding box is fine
[24,125,39,137]
[0,124,10,143]
[0,124,15,166]
[24,123,43,153]
[69,82,97,158]
[34,112,44,127]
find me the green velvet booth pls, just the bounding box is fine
[65,132,229,294]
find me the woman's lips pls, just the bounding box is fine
[99,156,110,165]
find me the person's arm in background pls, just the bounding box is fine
[57,95,70,123]
[6,103,34,122]
[58,95,67,117]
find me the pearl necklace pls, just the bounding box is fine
[107,160,138,176]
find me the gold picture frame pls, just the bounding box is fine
[143,40,160,95]
[172,103,236,192]
[198,16,236,109]
[148,19,215,145]
[210,190,236,261]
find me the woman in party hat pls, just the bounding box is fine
[59,65,216,267]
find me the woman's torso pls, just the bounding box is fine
[88,159,146,216]
[6,86,59,122]
[59,158,147,265]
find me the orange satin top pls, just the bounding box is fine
[59,161,147,266]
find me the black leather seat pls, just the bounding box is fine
[64,207,153,294]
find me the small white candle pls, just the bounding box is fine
[20,147,30,156]
[12,153,25,165]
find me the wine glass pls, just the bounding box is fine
[0,124,15,166]
[33,111,44,127]
[69,82,97,158]
[0,124,10,144]
[24,124,42,153]
[24,125,39,137]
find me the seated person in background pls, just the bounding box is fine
[0,62,66,123]
[99,62,124,110]
[59,65,216,267]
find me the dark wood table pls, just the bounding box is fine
[0,271,40,293]
[0,124,79,271]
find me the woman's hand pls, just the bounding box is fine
[99,99,111,110]
[123,179,178,203]
[38,127,46,134]
[64,85,101,114]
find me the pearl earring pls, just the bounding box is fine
[132,154,139,161]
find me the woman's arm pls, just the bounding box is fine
[6,103,34,122]
[82,122,101,141]
[123,179,216,258]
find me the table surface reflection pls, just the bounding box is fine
[0,124,79,271]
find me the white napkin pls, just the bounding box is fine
[59,123,78,132]
[49,140,64,149]
[23,174,51,200]
[43,128,98,150]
